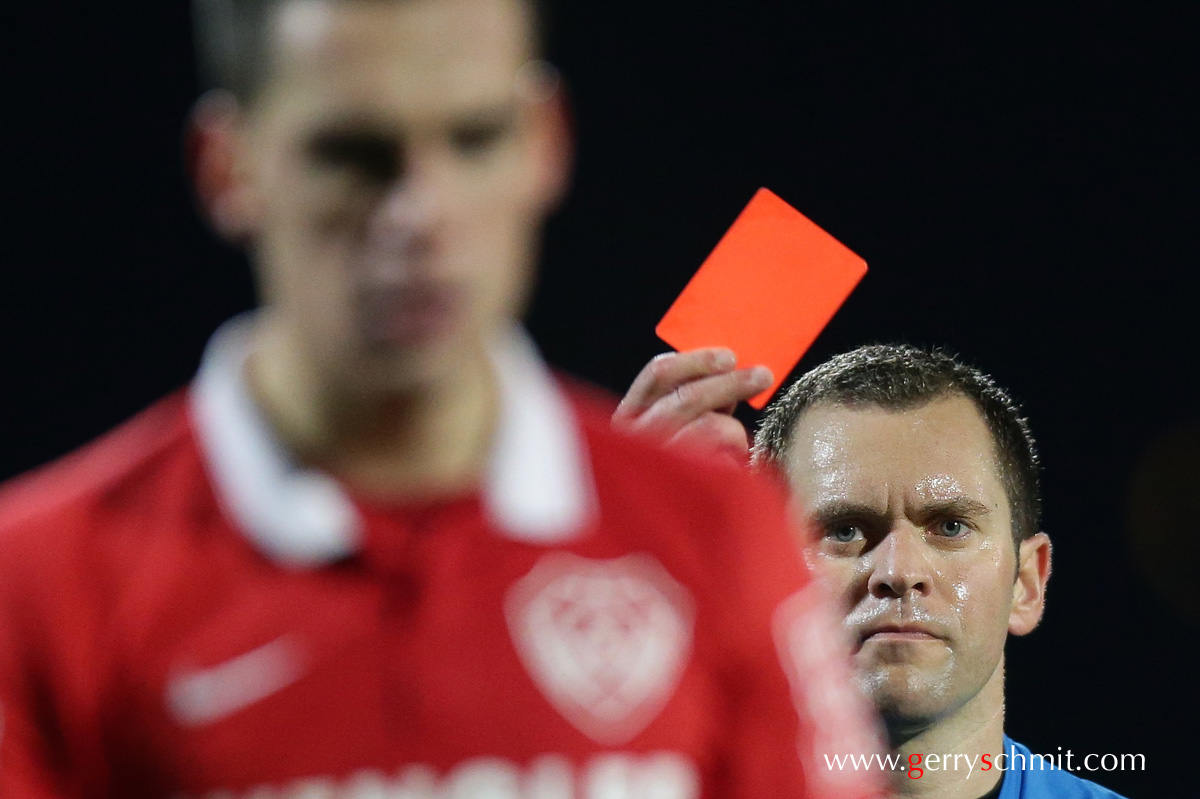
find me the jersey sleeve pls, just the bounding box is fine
[0,538,73,798]
[0,623,73,798]
[707,471,885,799]
[0,520,111,799]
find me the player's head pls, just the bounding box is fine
[752,345,1051,742]
[192,0,553,103]
[188,0,571,393]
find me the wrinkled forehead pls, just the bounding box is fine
[783,395,1008,512]
[261,0,536,115]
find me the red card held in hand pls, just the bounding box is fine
[656,188,867,408]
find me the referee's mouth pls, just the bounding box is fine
[859,623,943,644]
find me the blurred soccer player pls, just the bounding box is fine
[617,346,1128,798]
[0,1,883,797]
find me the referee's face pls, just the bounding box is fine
[218,0,568,393]
[785,395,1048,741]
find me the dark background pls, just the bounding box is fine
[6,4,1197,794]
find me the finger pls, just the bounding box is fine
[667,413,751,462]
[615,348,738,419]
[630,366,773,434]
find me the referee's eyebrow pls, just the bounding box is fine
[809,496,993,527]
[809,501,888,529]
[914,496,993,523]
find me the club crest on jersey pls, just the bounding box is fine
[505,552,695,745]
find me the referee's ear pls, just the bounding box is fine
[185,90,256,245]
[1009,532,1052,636]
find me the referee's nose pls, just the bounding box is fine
[867,524,935,600]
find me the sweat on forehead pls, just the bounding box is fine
[751,343,1042,544]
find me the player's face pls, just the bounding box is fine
[785,396,1020,736]
[230,0,566,391]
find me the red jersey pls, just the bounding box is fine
[0,319,882,799]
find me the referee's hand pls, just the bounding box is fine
[612,348,772,464]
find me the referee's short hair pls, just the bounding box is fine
[752,344,1041,547]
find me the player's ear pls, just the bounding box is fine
[1009,532,1051,636]
[521,62,573,213]
[185,90,258,243]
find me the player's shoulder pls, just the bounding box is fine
[0,391,194,551]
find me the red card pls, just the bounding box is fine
[656,188,867,408]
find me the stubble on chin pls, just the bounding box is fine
[855,659,958,745]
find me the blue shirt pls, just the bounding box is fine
[997,737,1129,798]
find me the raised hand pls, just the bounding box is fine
[612,348,773,463]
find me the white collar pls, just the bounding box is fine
[190,314,596,566]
